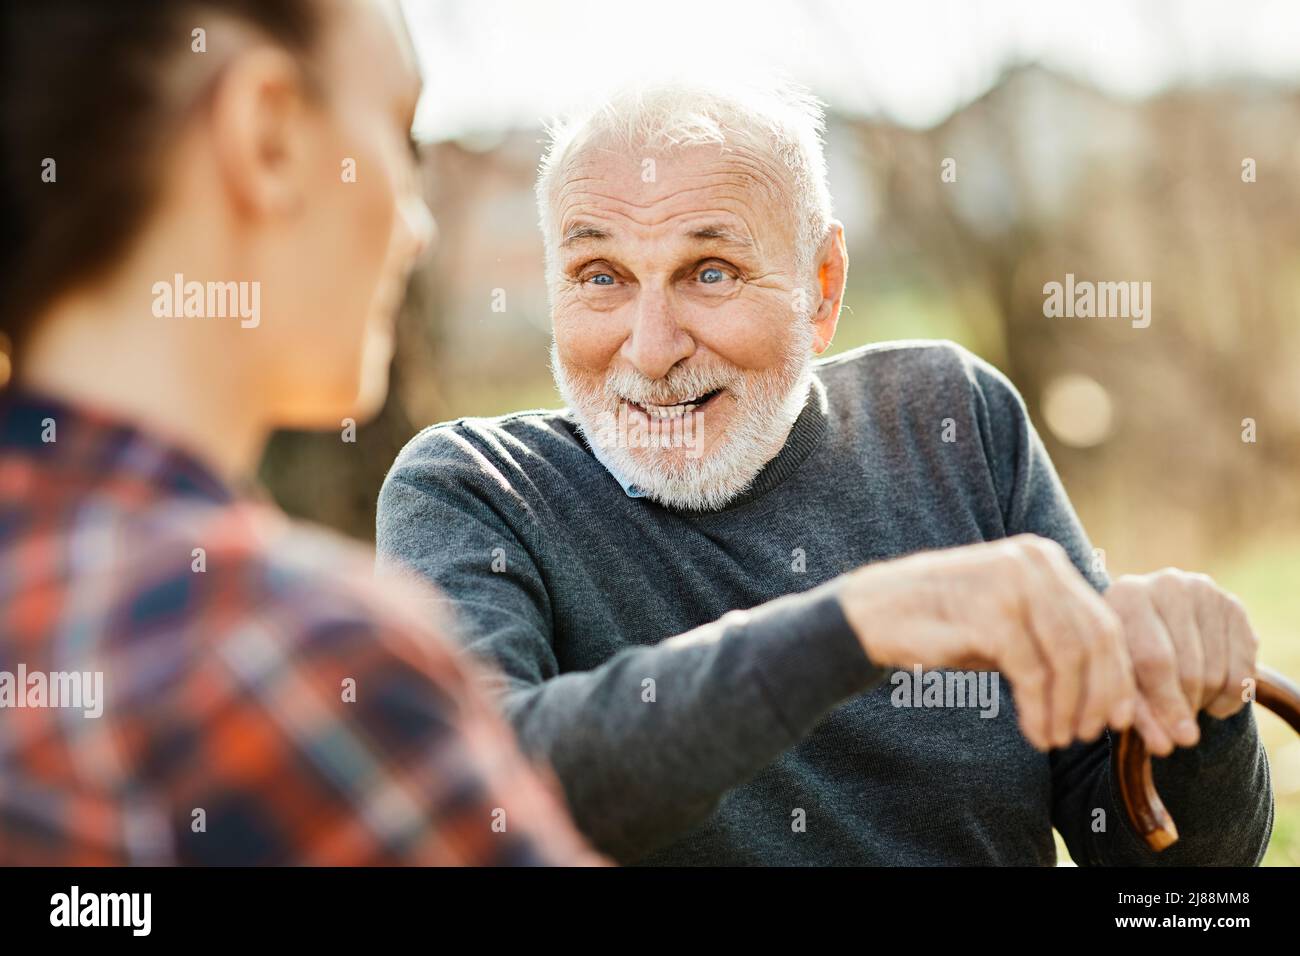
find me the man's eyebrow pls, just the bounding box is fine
[561,223,612,247]
[687,224,756,250]
[560,222,756,250]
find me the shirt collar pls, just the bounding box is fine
[584,433,648,498]
[0,386,239,506]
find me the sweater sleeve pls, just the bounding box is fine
[967,352,1274,865]
[375,431,887,863]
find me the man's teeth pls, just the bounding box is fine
[633,394,712,418]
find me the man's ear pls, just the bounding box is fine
[810,221,848,355]
[208,47,314,220]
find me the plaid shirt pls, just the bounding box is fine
[0,388,600,865]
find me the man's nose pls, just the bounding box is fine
[622,289,693,380]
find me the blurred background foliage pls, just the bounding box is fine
[259,5,1300,863]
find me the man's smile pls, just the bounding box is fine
[624,388,724,421]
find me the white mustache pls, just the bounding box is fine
[604,365,740,406]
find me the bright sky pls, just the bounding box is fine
[402,0,1300,140]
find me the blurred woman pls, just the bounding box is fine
[0,0,597,864]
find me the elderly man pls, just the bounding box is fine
[377,81,1273,865]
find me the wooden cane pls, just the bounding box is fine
[1113,664,1300,852]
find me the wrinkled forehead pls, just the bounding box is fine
[552,138,798,253]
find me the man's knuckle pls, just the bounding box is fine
[1178,657,1202,684]
[1096,606,1124,641]
[1020,535,1061,565]
[1205,659,1229,688]
[1151,572,1185,603]
[1014,667,1048,692]
[1130,641,1174,673]
[1224,593,1251,624]
[1052,638,1084,671]
[1105,578,1141,608]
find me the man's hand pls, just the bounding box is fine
[839,534,1137,751]
[1103,570,1260,756]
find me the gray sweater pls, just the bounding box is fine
[376,340,1273,865]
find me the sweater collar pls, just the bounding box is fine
[709,374,829,512]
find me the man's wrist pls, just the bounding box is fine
[835,566,895,668]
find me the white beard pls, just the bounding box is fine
[552,324,815,511]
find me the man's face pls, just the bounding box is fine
[549,141,819,509]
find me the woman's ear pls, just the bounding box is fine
[208,46,314,220]
[811,221,848,354]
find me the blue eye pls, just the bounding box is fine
[588,273,615,286]
[699,267,727,284]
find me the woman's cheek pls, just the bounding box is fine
[359,168,399,275]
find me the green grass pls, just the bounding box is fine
[1208,538,1300,866]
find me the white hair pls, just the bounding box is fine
[535,77,834,286]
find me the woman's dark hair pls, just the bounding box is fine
[0,0,327,358]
